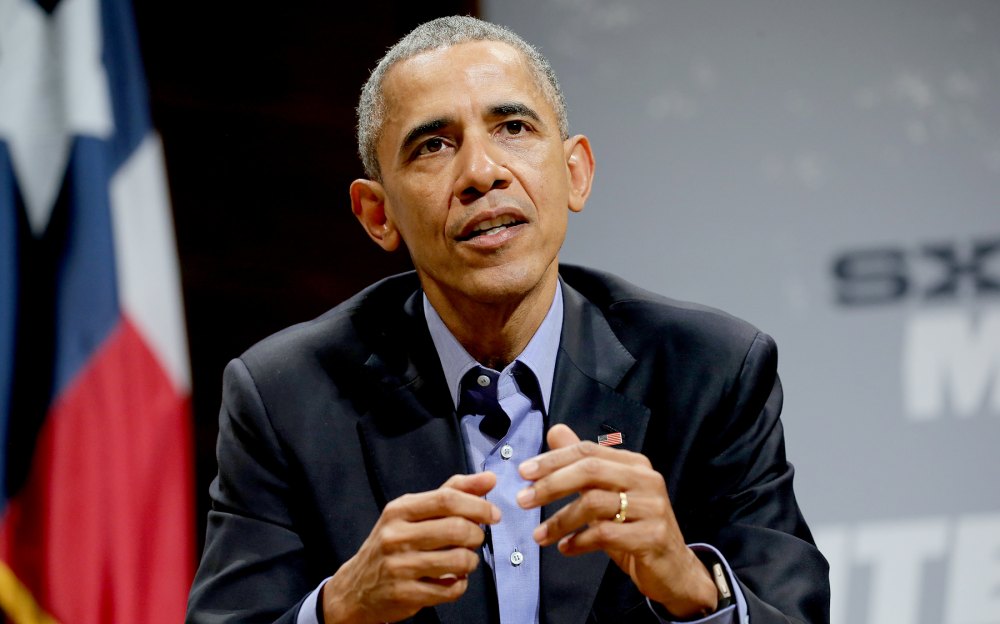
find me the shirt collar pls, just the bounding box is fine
[423,283,563,414]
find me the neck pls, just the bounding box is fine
[424,271,559,369]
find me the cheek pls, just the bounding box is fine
[525,144,568,190]
[506,148,548,191]
[390,183,450,239]
[521,162,566,215]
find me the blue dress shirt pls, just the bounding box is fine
[426,286,563,624]
[297,284,747,624]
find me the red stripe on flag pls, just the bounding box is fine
[598,432,623,447]
[0,317,193,623]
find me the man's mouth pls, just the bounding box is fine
[458,215,525,241]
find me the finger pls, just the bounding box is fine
[383,547,481,582]
[557,521,624,557]
[555,518,664,557]
[517,456,649,509]
[419,576,470,607]
[519,437,649,483]
[442,471,497,497]
[389,576,471,609]
[442,472,501,523]
[386,482,500,525]
[382,516,486,552]
[547,423,580,449]
[532,489,654,546]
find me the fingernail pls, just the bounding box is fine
[516,487,535,506]
[519,460,539,478]
[533,524,547,543]
[492,506,502,523]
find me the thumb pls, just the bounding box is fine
[546,423,581,449]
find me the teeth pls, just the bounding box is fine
[473,216,516,234]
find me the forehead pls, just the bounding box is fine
[380,40,554,126]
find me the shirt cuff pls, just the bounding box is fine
[296,576,332,624]
[646,543,749,624]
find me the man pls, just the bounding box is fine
[187,15,829,624]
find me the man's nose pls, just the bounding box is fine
[454,134,512,201]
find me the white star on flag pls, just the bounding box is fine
[0,0,113,235]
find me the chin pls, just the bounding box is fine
[462,261,557,305]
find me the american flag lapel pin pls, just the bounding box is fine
[597,431,623,447]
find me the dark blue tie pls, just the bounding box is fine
[458,367,510,440]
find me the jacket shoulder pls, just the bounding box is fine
[559,264,773,365]
[237,271,420,377]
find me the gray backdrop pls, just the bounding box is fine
[482,2,1000,623]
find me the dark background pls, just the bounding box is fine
[132,1,478,554]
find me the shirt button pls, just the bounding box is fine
[477,374,491,387]
[500,444,513,460]
[510,549,524,566]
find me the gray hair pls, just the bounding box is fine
[356,15,569,181]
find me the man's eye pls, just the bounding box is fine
[504,121,525,135]
[418,138,445,155]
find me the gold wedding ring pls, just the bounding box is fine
[614,491,628,523]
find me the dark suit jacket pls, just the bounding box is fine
[187,265,830,624]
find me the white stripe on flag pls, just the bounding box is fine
[598,432,623,446]
[109,132,191,393]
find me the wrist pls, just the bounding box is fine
[693,548,734,612]
[321,567,367,624]
[651,548,720,620]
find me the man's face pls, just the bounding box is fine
[353,40,593,310]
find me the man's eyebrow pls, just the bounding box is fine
[490,102,544,125]
[400,118,451,154]
[399,104,544,154]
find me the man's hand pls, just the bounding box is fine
[321,472,500,624]
[517,424,718,619]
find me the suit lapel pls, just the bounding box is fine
[356,290,496,624]
[540,281,652,624]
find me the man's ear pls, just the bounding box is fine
[350,178,401,252]
[564,134,595,214]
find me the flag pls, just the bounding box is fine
[0,0,194,621]
[597,432,623,447]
